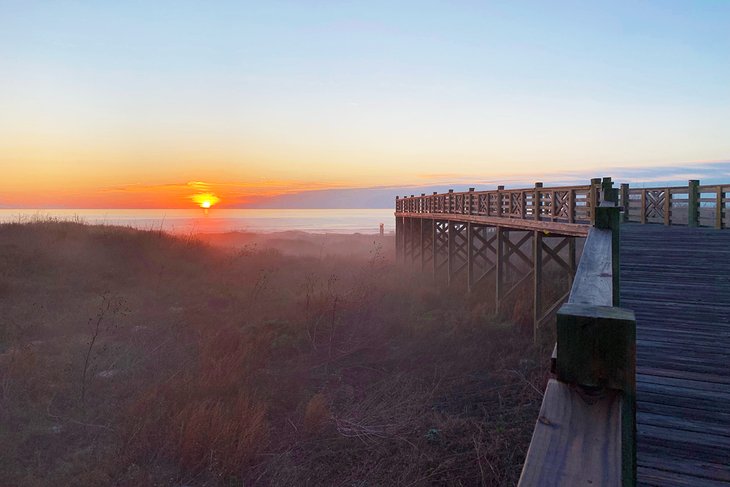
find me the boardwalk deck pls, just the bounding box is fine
[621,224,730,486]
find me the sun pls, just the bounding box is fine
[191,192,220,209]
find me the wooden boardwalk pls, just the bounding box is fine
[621,224,730,486]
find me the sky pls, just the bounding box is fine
[1,0,729,208]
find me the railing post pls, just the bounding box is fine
[448,189,454,214]
[590,177,602,223]
[395,207,402,264]
[556,303,637,487]
[640,190,647,224]
[717,186,724,229]
[534,182,543,221]
[602,177,616,203]
[688,180,700,228]
[496,185,504,218]
[620,183,630,223]
[468,188,475,215]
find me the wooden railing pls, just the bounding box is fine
[395,177,730,486]
[518,199,637,487]
[620,180,728,229]
[396,182,600,224]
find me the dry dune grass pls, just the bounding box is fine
[0,220,549,486]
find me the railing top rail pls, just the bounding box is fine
[397,183,594,199]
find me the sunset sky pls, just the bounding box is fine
[1,1,729,208]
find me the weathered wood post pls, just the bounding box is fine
[717,186,725,229]
[533,230,543,342]
[590,177,602,224]
[534,182,543,220]
[419,218,425,271]
[620,183,630,222]
[556,303,636,487]
[410,216,418,266]
[467,222,475,292]
[395,197,401,263]
[688,180,699,228]
[448,189,454,214]
[432,219,438,279]
[447,220,455,285]
[495,226,504,313]
[640,189,647,224]
[601,177,616,204]
[468,188,475,215]
[496,185,504,217]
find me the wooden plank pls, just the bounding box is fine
[637,411,730,439]
[518,379,622,487]
[638,466,730,487]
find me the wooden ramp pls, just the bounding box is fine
[621,224,730,486]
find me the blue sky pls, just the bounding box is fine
[1,1,729,207]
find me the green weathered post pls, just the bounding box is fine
[688,180,699,228]
[556,303,637,487]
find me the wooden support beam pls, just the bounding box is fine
[534,182,543,221]
[663,187,670,226]
[447,220,455,285]
[420,218,425,271]
[568,237,577,287]
[496,227,504,313]
[410,217,417,266]
[533,230,542,342]
[467,222,474,292]
[432,219,438,280]
[395,215,402,263]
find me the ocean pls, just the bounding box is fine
[0,208,395,234]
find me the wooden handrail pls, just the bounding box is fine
[519,193,637,487]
